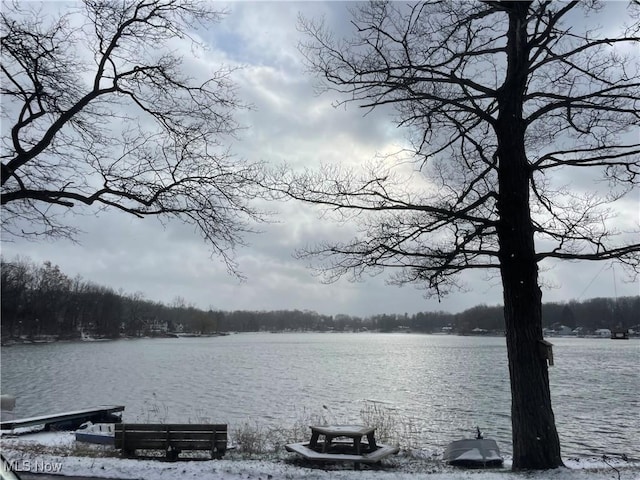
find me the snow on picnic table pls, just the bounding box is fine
[1,431,638,480]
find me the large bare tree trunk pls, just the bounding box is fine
[497,144,563,468]
[496,3,563,469]
[497,142,563,468]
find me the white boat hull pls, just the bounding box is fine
[75,422,115,446]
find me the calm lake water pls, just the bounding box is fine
[1,333,638,457]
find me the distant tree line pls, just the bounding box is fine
[0,257,223,339]
[1,257,638,340]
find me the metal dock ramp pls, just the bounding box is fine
[0,405,124,431]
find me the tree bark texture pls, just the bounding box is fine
[496,3,563,469]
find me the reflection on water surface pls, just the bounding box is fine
[1,333,638,456]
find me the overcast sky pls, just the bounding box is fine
[1,2,638,317]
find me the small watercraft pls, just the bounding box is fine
[75,421,115,445]
[443,427,504,468]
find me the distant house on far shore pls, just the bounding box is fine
[594,328,612,338]
[149,319,168,334]
[543,325,574,336]
[471,327,489,335]
[572,327,587,336]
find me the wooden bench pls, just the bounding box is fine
[114,423,227,460]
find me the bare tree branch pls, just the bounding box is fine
[1,0,267,274]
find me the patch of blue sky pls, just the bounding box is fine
[209,29,250,64]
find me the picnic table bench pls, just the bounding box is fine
[114,423,227,461]
[285,424,399,469]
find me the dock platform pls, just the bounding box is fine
[0,405,124,431]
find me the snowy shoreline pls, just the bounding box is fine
[1,431,638,480]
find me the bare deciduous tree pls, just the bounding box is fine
[1,0,265,272]
[271,0,640,469]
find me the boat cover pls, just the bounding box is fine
[443,438,503,467]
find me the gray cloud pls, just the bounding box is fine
[2,2,637,318]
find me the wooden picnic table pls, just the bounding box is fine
[285,423,399,468]
[308,424,377,455]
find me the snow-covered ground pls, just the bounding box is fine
[1,431,638,480]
